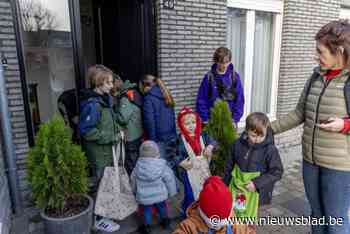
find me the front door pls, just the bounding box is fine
[80,0,157,83]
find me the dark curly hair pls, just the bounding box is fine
[315,19,350,68]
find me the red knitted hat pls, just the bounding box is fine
[199,176,233,219]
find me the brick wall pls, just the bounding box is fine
[0,0,30,209]
[273,0,340,148]
[154,0,342,148]
[155,0,227,114]
[277,0,340,117]
[0,135,11,234]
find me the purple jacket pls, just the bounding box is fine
[196,63,244,123]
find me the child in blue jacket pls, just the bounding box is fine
[141,75,177,169]
[131,140,177,234]
[196,47,244,127]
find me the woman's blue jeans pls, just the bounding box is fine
[303,160,350,234]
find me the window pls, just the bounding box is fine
[340,7,350,19]
[226,9,246,84]
[18,0,76,134]
[226,0,283,127]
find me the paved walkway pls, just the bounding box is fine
[256,158,310,234]
[26,146,313,234]
[98,146,312,234]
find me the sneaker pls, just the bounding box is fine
[94,217,120,232]
[137,224,152,234]
[160,218,170,229]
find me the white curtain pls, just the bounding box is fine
[226,8,246,85]
[251,12,274,113]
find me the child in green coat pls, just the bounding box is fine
[79,65,121,232]
[112,76,144,175]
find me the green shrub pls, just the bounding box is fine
[27,115,88,215]
[204,100,238,176]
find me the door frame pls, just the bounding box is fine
[69,0,86,91]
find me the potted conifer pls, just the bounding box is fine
[27,115,92,234]
[204,100,238,176]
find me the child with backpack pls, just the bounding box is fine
[223,112,283,220]
[196,47,245,128]
[78,64,120,232]
[131,140,178,234]
[175,107,216,215]
[112,75,143,175]
[172,176,255,234]
[141,74,177,170]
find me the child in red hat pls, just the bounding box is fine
[172,176,255,234]
[175,107,217,215]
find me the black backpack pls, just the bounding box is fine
[304,72,350,116]
[57,89,80,142]
[207,69,237,101]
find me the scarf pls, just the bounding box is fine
[177,107,202,156]
[324,69,342,81]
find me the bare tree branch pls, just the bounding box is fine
[19,0,59,31]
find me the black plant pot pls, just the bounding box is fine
[40,195,93,234]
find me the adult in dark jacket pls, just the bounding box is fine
[141,75,177,169]
[196,47,244,126]
[223,113,283,205]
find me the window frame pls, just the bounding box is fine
[13,0,84,146]
[227,0,283,128]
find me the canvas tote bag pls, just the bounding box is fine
[181,135,211,200]
[94,133,138,220]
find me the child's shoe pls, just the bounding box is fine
[160,218,171,229]
[94,217,120,232]
[137,224,152,234]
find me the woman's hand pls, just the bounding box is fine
[203,145,214,159]
[245,181,256,192]
[317,117,344,132]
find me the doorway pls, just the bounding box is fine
[16,0,157,145]
[80,0,157,83]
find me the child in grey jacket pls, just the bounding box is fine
[131,140,178,234]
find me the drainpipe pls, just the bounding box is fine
[0,63,23,214]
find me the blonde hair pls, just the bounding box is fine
[87,64,113,88]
